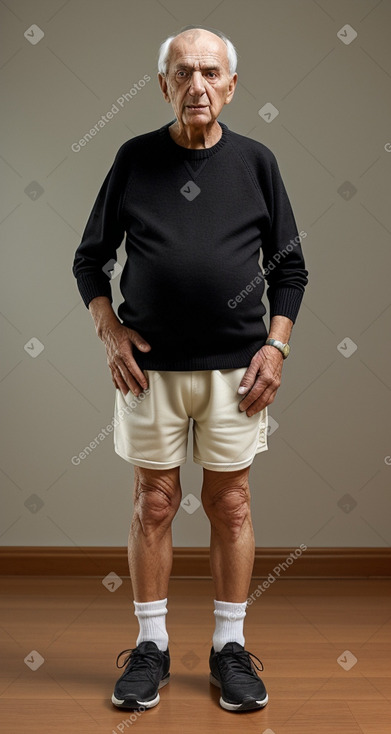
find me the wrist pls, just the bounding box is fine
[88,296,120,341]
[268,315,293,344]
[265,337,290,359]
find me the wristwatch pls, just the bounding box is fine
[265,338,290,359]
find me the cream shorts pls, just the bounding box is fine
[113,368,268,472]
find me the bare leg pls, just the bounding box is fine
[128,465,182,602]
[201,466,254,602]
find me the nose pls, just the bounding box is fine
[188,70,206,97]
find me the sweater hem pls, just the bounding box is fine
[131,341,265,371]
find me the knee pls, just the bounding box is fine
[201,478,251,538]
[134,468,181,531]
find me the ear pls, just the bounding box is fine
[158,73,171,103]
[224,72,238,105]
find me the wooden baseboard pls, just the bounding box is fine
[0,547,390,577]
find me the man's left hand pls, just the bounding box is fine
[237,346,284,416]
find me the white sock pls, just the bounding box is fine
[212,599,247,652]
[134,598,169,652]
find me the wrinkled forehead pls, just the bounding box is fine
[168,30,229,71]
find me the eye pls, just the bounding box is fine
[206,72,217,78]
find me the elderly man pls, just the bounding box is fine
[72,26,308,713]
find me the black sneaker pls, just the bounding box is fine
[111,640,170,710]
[209,641,268,712]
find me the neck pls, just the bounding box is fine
[168,120,222,149]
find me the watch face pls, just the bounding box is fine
[282,344,290,358]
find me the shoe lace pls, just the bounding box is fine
[217,648,264,681]
[115,647,161,683]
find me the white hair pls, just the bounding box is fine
[158,26,237,77]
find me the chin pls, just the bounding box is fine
[184,111,212,123]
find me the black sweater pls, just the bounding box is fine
[72,121,308,370]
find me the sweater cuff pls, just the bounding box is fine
[269,286,304,324]
[76,272,113,309]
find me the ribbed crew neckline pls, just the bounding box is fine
[159,119,229,159]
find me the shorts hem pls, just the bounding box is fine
[114,447,187,470]
[194,455,256,472]
[194,439,268,471]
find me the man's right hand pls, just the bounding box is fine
[102,323,151,396]
[88,296,151,396]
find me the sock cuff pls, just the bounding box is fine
[213,599,247,620]
[134,598,168,618]
[214,599,247,610]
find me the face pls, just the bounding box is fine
[158,29,237,128]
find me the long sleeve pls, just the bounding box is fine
[261,154,308,323]
[72,146,127,308]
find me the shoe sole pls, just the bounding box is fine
[111,673,170,710]
[209,673,268,711]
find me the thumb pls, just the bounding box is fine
[127,328,151,352]
[237,361,259,394]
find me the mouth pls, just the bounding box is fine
[186,105,208,111]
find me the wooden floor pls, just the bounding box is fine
[1,577,390,733]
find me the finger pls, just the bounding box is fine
[117,359,148,395]
[238,374,269,410]
[237,362,259,395]
[245,387,278,417]
[111,361,136,395]
[112,369,130,397]
[119,349,149,391]
[127,329,152,353]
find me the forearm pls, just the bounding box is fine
[267,314,293,343]
[88,296,121,340]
